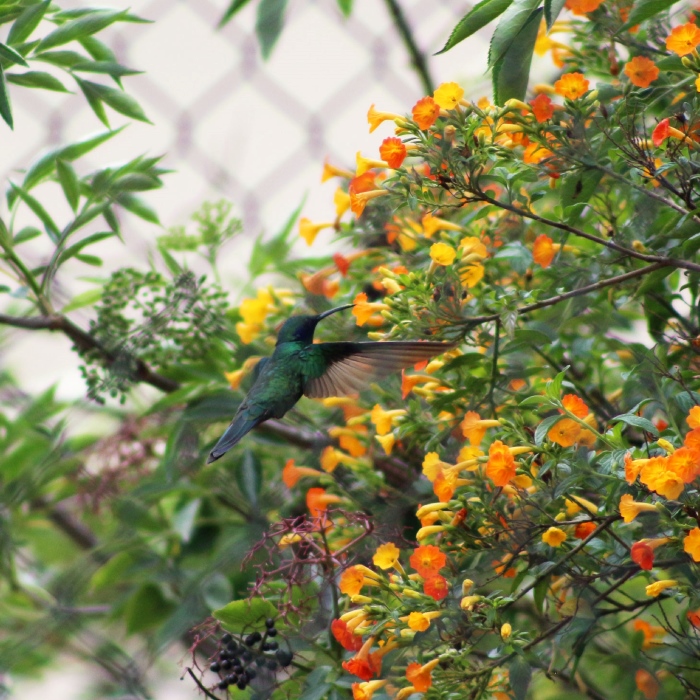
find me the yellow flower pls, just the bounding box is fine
[367,104,404,133]
[460,595,481,611]
[416,525,446,540]
[683,527,700,562]
[542,527,567,547]
[429,242,456,265]
[236,321,261,345]
[370,404,406,435]
[334,187,351,217]
[278,533,302,548]
[373,542,401,570]
[322,160,354,182]
[421,213,462,237]
[645,579,678,597]
[375,433,396,455]
[403,611,442,631]
[500,623,512,640]
[619,494,658,523]
[461,262,484,287]
[422,452,447,481]
[433,81,464,109]
[352,679,388,700]
[299,217,334,246]
[356,151,389,176]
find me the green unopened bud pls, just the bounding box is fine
[682,56,694,68]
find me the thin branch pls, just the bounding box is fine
[383,0,434,95]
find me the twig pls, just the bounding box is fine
[183,668,220,700]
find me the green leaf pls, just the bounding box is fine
[8,182,59,240]
[0,41,29,67]
[509,657,532,700]
[71,60,142,85]
[36,10,128,52]
[534,414,563,446]
[534,577,548,613]
[77,77,108,126]
[61,287,103,312]
[79,36,117,62]
[255,0,288,60]
[58,232,113,265]
[56,159,80,211]
[336,0,353,16]
[7,1,50,46]
[76,78,150,123]
[620,0,682,31]
[635,266,674,295]
[0,64,12,128]
[213,598,278,633]
[611,414,659,436]
[236,449,262,508]
[13,226,41,244]
[159,247,182,276]
[488,0,541,68]
[6,70,69,91]
[74,253,101,266]
[492,7,541,105]
[219,0,254,27]
[0,216,10,247]
[545,368,568,400]
[436,0,513,54]
[116,193,160,223]
[33,49,87,68]
[125,584,175,635]
[544,0,567,29]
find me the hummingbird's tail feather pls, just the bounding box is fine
[206,415,262,464]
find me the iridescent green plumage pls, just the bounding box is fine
[207,304,452,463]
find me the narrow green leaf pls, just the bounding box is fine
[6,70,69,91]
[620,0,681,31]
[436,0,513,54]
[0,216,10,247]
[7,0,50,45]
[544,0,567,29]
[76,78,109,126]
[61,287,102,313]
[79,36,116,62]
[492,7,541,105]
[488,0,541,68]
[13,226,41,244]
[33,49,86,68]
[336,0,353,17]
[213,598,277,633]
[0,63,12,128]
[635,266,674,295]
[36,10,128,52]
[256,0,288,60]
[116,193,160,223]
[219,0,254,27]
[0,41,29,66]
[59,126,124,161]
[534,414,563,446]
[9,182,59,240]
[159,247,182,276]
[611,414,659,436]
[74,253,101,266]
[71,60,142,84]
[56,159,80,210]
[509,658,532,700]
[77,79,150,123]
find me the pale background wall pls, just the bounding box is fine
[0,0,509,696]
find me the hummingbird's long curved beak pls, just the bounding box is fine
[317,303,355,321]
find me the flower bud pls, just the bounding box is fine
[500,622,512,640]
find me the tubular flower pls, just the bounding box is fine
[406,659,440,692]
[402,611,442,631]
[334,187,351,217]
[409,544,447,577]
[422,213,463,237]
[631,537,670,570]
[542,527,567,547]
[224,356,262,390]
[651,118,697,148]
[574,521,597,539]
[461,411,500,446]
[433,82,464,109]
[645,579,678,597]
[371,404,407,435]
[485,440,517,487]
[625,452,648,484]
[548,418,582,447]
[299,217,334,246]
[379,137,408,169]
[373,542,402,570]
[416,524,446,540]
[688,609,700,628]
[460,594,482,611]
[352,680,388,700]
[401,371,435,399]
[423,574,449,601]
[282,459,322,487]
[565,0,603,14]
[352,292,388,326]
[553,72,590,100]
[686,405,700,428]
[433,469,460,502]
[667,446,700,483]
[342,637,380,681]
[356,151,389,176]
[332,619,363,651]
[412,96,440,129]
[683,527,700,562]
[530,93,554,122]
[633,619,666,648]
[322,160,354,181]
[339,566,381,596]
[685,428,700,449]
[635,669,660,700]
[367,104,403,133]
[624,56,659,88]
[375,433,396,455]
[639,457,684,499]
[666,22,700,56]
[429,242,456,265]
[619,494,658,523]
[562,394,589,418]
[306,487,342,518]
[350,186,388,217]
[500,623,512,640]
[422,452,447,481]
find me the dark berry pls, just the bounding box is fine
[267,627,278,637]
[265,618,275,628]
[267,641,278,651]
[266,659,278,670]
[217,680,229,690]
[221,660,232,670]
[227,641,238,653]
[245,632,261,646]
[218,651,229,661]
[247,668,257,680]
[221,633,232,644]
[237,680,247,690]
[276,650,293,667]
[209,662,220,673]
[242,650,253,662]
[262,642,271,652]
[226,674,238,684]
[232,663,243,674]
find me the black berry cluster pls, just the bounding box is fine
[209,619,293,692]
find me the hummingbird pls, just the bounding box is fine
[207,303,454,463]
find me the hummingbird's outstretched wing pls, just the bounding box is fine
[302,341,455,399]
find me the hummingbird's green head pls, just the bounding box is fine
[276,304,354,345]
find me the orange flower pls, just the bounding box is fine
[574,521,597,539]
[401,371,434,399]
[686,428,700,451]
[667,446,700,483]
[530,93,554,122]
[331,618,363,651]
[631,541,655,570]
[666,22,700,56]
[688,609,700,628]
[565,0,603,14]
[350,189,388,217]
[533,234,555,267]
[652,118,670,147]
[339,567,366,596]
[406,659,439,692]
[433,469,458,502]
[561,394,589,418]
[619,494,658,523]
[624,56,659,88]
[461,411,487,445]
[639,456,684,499]
[379,137,407,169]
[542,526,567,547]
[683,526,700,562]
[409,544,447,577]
[485,440,517,487]
[352,680,388,700]
[412,96,440,130]
[633,619,665,648]
[342,637,381,681]
[635,669,660,700]
[554,72,590,100]
[548,418,582,447]
[423,574,449,600]
[282,459,322,487]
[686,405,700,429]
[306,487,342,517]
